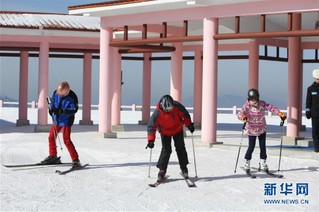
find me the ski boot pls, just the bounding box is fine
[157,169,166,182]
[181,167,189,179]
[41,155,61,164]
[259,159,269,172]
[72,158,81,169]
[243,159,250,172]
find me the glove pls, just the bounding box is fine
[278,112,286,122]
[241,115,248,122]
[52,108,63,115]
[306,111,311,119]
[49,109,53,117]
[188,123,195,133]
[146,140,154,149]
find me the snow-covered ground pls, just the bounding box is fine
[1,108,318,211]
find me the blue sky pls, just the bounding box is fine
[0,0,103,14]
[0,0,318,108]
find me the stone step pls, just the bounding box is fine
[282,136,313,147]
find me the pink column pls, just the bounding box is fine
[80,53,93,125]
[17,51,30,126]
[193,47,202,126]
[99,22,116,137]
[170,42,183,102]
[111,48,121,126]
[36,41,49,129]
[202,18,218,144]
[141,52,151,124]
[248,40,259,89]
[287,13,301,137]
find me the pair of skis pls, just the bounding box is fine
[148,173,196,188]
[2,162,89,175]
[240,167,283,178]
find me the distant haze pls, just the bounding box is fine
[0,53,316,110]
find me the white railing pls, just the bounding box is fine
[0,100,291,115]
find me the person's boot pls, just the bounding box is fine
[181,167,189,179]
[157,169,166,181]
[72,158,81,169]
[243,159,250,172]
[259,159,269,172]
[41,155,60,164]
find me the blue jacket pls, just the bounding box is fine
[49,89,78,126]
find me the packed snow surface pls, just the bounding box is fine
[1,108,318,211]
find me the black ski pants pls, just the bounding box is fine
[156,130,189,172]
[312,117,319,151]
[245,132,267,160]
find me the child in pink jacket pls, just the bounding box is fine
[237,88,286,172]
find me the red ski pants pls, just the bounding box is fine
[48,125,79,160]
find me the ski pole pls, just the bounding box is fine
[53,125,63,151]
[278,119,285,171]
[46,97,63,151]
[234,122,247,173]
[191,133,198,178]
[148,148,152,178]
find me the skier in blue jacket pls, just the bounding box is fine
[41,81,81,168]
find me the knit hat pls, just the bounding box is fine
[313,69,319,79]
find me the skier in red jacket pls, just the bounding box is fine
[146,95,195,181]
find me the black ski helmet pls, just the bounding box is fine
[248,88,259,101]
[160,95,174,112]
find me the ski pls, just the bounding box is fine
[2,162,72,168]
[148,175,169,187]
[251,167,283,178]
[180,173,196,187]
[55,163,89,175]
[148,181,161,187]
[264,171,284,178]
[240,167,257,178]
[2,163,72,168]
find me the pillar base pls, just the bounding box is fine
[194,123,201,130]
[112,125,124,132]
[79,120,93,125]
[34,125,50,132]
[138,120,148,125]
[282,136,313,147]
[208,141,223,148]
[299,125,306,132]
[16,119,30,127]
[195,141,223,148]
[97,132,117,138]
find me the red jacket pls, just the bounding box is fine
[147,101,192,141]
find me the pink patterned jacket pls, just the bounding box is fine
[237,100,281,136]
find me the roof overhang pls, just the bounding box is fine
[68,0,266,17]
